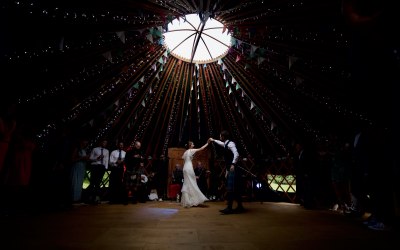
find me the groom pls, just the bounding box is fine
[209,131,245,214]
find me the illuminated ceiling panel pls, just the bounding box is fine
[163,14,231,64]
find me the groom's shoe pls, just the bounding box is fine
[219,208,234,214]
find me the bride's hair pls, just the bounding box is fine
[185,141,194,149]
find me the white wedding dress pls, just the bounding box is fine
[181,149,208,207]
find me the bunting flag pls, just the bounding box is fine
[59,37,64,51]
[155,73,159,79]
[133,83,140,89]
[250,45,258,57]
[244,63,250,69]
[102,51,113,63]
[226,81,229,87]
[222,64,227,71]
[229,88,232,94]
[116,31,126,43]
[250,101,255,110]
[271,121,277,130]
[163,50,168,57]
[232,77,237,84]
[167,14,174,23]
[152,64,157,71]
[231,37,237,47]
[235,55,241,62]
[114,99,119,106]
[141,100,146,107]
[236,83,240,90]
[146,33,153,43]
[197,80,199,86]
[139,76,145,83]
[153,28,162,38]
[158,57,164,64]
[217,58,223,65]
[289,56,299,70]
[258,57,266,65]
[149,86,152,94]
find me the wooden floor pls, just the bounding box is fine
[1,200,398,250]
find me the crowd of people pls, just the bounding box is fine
[1,115,398,228]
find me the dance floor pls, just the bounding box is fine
[1,200,398,249]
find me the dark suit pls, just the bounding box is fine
[223,140,243,211]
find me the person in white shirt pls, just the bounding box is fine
[88,139,109,204]
[209,130,245,214]
[109,141,126,204]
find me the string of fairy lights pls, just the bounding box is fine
[4,0,378,159]
[161,59,187,154]
[210,60,250,157]
[153,0,186,15]
[129,52,168,150]
[221,57,288,155]
[3,1,164,26]
[224,50,325,143]
[17,40,148,105]
[232,38,373,127]
[35,43,158,143]
[7,33,121,64]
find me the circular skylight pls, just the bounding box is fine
[163,14,231,64]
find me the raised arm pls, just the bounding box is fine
[193,142,209,153]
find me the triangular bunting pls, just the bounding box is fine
[146,33,153,43]
[59,37,64,51]
[235,55,241,62]
[116,31,126,43]
[289,56,298,70]
[258,57,265,65]
[102,51,113,63]
[250,101,255,110]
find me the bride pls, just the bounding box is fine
[181,141,209,208]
